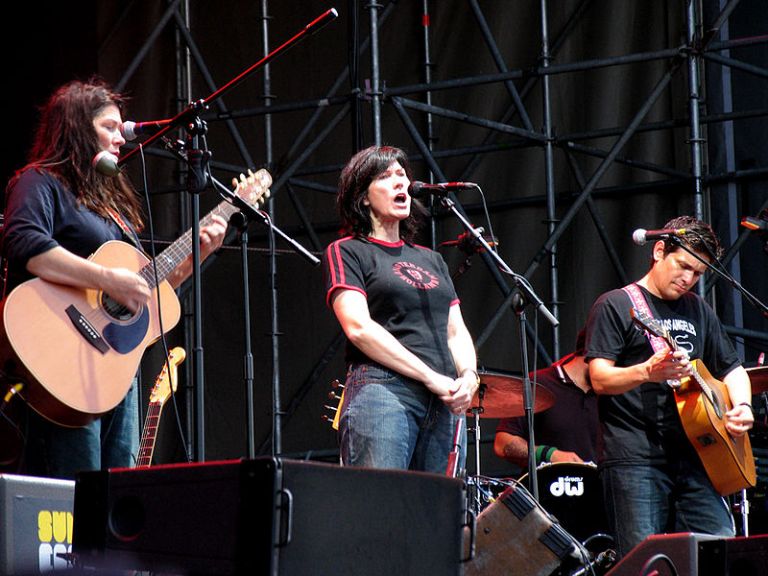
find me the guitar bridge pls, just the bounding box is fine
[66,305,110,354]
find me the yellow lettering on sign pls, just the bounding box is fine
[38,511,53,542]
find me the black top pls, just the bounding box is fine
[323,235,459,376]
[2,168,128,291]
[496,363,599,463]
[585,284,741,465]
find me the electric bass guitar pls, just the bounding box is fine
[136,347,185,468]
[0,169,271,427]
[630,308,756,495]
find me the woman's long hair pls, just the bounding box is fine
[15,78,144,230]
[336,145,426,243]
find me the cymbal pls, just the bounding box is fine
[466,370,555,419]
[747,366,768,394]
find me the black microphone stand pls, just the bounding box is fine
[208,176,319,459]
[229,212,256,458]
[116,8,337,461]
[185,116,211,461]
[437,195,558,500]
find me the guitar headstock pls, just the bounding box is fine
[630,308,673,348]
[149,347,186,405]
[232,168,272,209]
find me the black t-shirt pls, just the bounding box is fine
[585,285,741,465]
[496,363,599,463]
[2,168,127,291]
[323,235,459,376]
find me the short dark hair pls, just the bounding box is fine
[336,145,426,243]
[661,215,723,260]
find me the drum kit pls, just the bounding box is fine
[465,370,611,554]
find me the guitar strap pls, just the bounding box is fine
[624,283,683,388]
[623,283,669,355]
[107,208,143,251]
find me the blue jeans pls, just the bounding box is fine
[23,380,140,479]
[601,459,735,558]
[339,363,466,474]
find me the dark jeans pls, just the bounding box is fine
[601,459,735,558]
[339,363,466,474]
[22,380,139,480]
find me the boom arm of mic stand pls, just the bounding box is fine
[210,177,320,267]
[672,237,768,318]
[440,197,559,327]
[118,8,339,166]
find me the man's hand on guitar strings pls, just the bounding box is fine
[646,349,691,384]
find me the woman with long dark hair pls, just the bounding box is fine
[2,78,227,478]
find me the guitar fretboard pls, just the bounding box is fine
[138,199,241,288]
[136,401,163,468]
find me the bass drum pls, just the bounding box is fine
[518,462,609,545]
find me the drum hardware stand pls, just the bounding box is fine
[735,489,750,536]
[466,386,486,516]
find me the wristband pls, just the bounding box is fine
[739,402,755,416]
[462,368,481,386]
[535,445,556,464]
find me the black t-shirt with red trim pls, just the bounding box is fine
[323,235,459,376]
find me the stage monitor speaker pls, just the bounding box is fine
[463,481,577,576]
[606,532,768,575]
[72,457,466,576]
[0,473,75,576]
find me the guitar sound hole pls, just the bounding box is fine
[101,293,136,322]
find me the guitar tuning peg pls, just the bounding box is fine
[327,392,342,401]
[231,177,239,188]
[331,379,344,389]
[323,404,339,412]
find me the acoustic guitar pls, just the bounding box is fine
[136,347,185,468]
[0,169,271,427]
[631,308,756,495]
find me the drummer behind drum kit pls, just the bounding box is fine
[464,371,616,576]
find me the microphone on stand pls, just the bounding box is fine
[92,151,121,177]
[121,119,173,141]
[631,227,687,246]
[439,228,499,254]
[409,181,478,199]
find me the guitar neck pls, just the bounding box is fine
[136,401,164,468]
[138,199,239,288]
[661,329,717,404]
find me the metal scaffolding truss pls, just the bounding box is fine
[105,0,768,456]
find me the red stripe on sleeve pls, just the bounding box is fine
[333,240,346,285]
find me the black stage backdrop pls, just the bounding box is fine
[3,1,767,476]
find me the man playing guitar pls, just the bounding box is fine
[584,215,754,558]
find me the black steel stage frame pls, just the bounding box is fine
[101,0,768,460]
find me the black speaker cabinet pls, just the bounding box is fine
[463,481,576,576]
[606,532,768,576]
[72,457,466,575]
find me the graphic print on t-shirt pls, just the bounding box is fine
[656,317,697,355]
[392,261,440,290]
